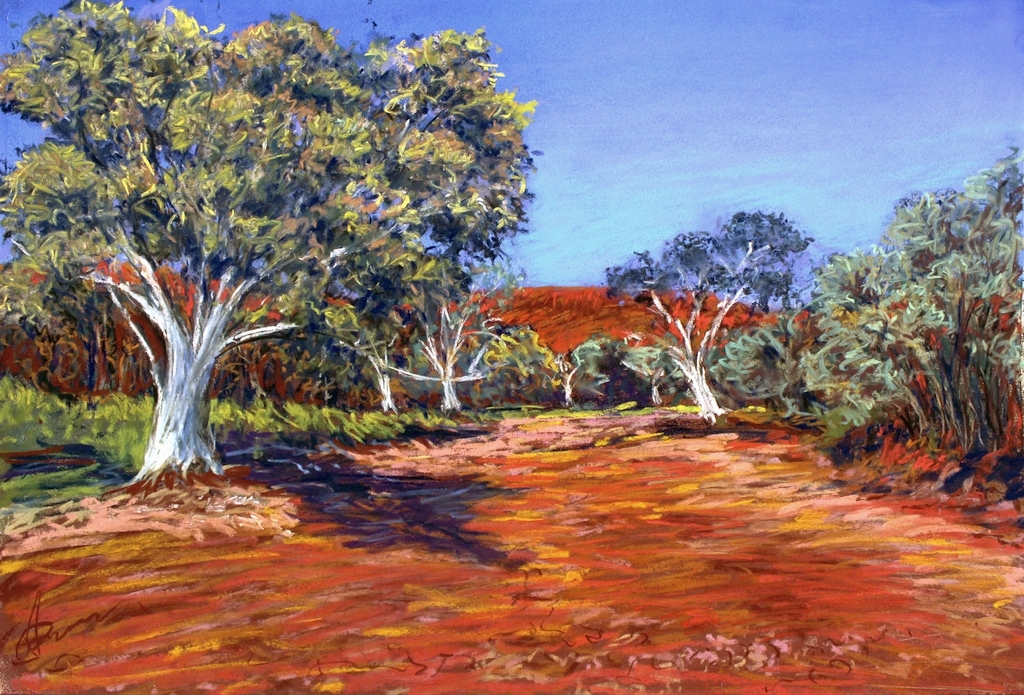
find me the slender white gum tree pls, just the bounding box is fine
[323,299,403,413]
[365,345,399,414]
[0,6,534,485]
[386,266,525,413]
[608,212,812,423]
[646,244,760,421]
[553,353,580,408]
[350,336,401,413]
[550,340,605,408]
[390,303,500,413]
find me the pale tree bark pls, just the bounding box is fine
[95,249,297,483]
[440,369,462,413]
[389,306,495,414]
[621,359,665,407]
[553,354,579,408]
[366,352,398,413]
[644,242,764,423]
[648,289,740,423]
[335,334,400,414]
[668,349,726,422]
[647,288,737,421]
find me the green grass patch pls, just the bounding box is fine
[0,378,460,468]
[210,397,458,445]
[0,378,463,509]
[0,465,112,508]
[0,379,150,468]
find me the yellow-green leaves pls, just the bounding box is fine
[1,3,533,377]
[3,144,101,228]
[163,8,222,40]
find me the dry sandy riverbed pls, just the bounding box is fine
[2,412,1024,693]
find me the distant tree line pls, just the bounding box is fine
[4,153,1020,460]
[1,3,1021,498]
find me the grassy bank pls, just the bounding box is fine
[0,379,458,466]
[0,378,741,510]
[0,378,458,507]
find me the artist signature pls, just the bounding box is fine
[0,591,129,673]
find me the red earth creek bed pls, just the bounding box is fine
[2,413,1024,693]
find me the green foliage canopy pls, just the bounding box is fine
[0,2,534,478]
[803,154,1023,450]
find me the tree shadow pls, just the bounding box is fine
[0,445,133,507]
[268,422,490,452]
[1,432,520,569]
[225,434,518,568]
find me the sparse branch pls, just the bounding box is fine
[420,330,444,374]
[91,272,166,334]
[388,365,443,382]
[453,372,488,383]
[464,335,498,377]
[621,360,649,377]
[698,286,746,359]
[118,244,183,337]
[9,238,32,258]
[219,322,299,355]
[649,291,694,358]
[683,292,704,357]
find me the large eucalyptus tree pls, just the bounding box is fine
[0,2,533,483]
[607,212,811,422]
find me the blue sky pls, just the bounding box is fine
[1,0,1022,285]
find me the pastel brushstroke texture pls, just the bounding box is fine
[0,2,1022,694]
[1,0,1022,282]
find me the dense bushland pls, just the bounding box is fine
[0,5,1020,508]
[712,154,1024,496]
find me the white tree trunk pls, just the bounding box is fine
[376,372,397,413]
[554,355,577,408]
[673,354,727,423]
[691,374,726,424]
[140,366,220,480]
[98,250,297,486]
[387,305,499,413]
[647,290,737,424]
[367,356,397,413]
[441,370,462,413]
[651,380,663,407]
[135,327,223,481]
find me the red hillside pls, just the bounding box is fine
[500,286,764,356]
[500,287,660,355]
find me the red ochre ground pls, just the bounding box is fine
[3,413,1024,694]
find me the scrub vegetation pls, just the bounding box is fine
[0,2,1023,693]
